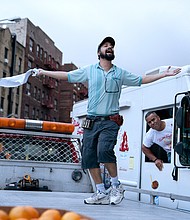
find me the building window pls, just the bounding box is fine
[42,91,45,99]
[3,72,6,78]
[33,86,37,99]
[26,83,31,95]
[0,97,4,110]
[36,109,39,120]
[36,45,40,57]
[18,58,22,72]
[37,89,41,100]
[24,104,29,118]
[29,38,34,52]
[48,55,51,62]
[44,52,47,62]
[54,99,58,111]
[45,114,48,120]
[16,87,19,95]
[56,62,59,69]
[28,60,32,69]
[41,111,43,120]
[4,47,8,59]
[40,48,43,60]
[52,58,55,67]
[32,108,35,119]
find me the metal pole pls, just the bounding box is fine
[7,33,16,115]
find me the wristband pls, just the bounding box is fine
[153,158,158,162]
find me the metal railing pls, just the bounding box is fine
[125,186,190,204]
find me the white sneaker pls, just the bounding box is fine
[110,183,125,205]
[84,191,110,205]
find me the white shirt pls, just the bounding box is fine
[143,118,173,153]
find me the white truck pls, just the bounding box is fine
[72,65,190,211]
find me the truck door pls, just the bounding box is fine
[140,108,174,204]
[173,92,190,177]
[172,92,190,211]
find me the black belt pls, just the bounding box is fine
[87,115,110,121]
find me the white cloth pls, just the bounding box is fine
[143,118,173,153]
[0,68,39,88]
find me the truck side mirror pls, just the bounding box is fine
[175,107,183,128]
[174,142,183,156]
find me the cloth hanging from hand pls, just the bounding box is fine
[0,69,39,88]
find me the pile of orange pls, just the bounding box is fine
[0,206,87,220]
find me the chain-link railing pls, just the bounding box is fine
[0,131,81,163]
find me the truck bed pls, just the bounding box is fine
[0,190,190,220]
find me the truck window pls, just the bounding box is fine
[144,107,173,163]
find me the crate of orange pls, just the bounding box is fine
[0,205,93,220]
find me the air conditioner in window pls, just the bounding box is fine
[4,58,9,64]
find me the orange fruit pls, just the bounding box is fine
[61,212,81,220]
[0,210,9,220]
[151,180,159,189]
[14,219,28,220]
[9,206,39,220]
[39,209,61,220]
[25,206,39,219]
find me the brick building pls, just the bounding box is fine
[0,18,87,122]
[20,18,62,121]
[59,63,88,122]
[0,26,25,118]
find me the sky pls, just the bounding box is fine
[1,0,190,74]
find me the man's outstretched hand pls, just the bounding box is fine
[164,66,181,76]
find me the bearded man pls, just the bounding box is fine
[38,37,181,205]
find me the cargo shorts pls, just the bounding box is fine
[81,117,120,169]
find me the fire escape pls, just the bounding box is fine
[41,60,57,119]
[41,77,55,109]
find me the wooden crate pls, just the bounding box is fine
[0,206,93,220]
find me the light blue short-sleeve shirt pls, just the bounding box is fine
[68,63,142,116]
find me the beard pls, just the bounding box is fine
[99,51,115,61]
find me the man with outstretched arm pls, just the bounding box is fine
[37,37,181,205]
